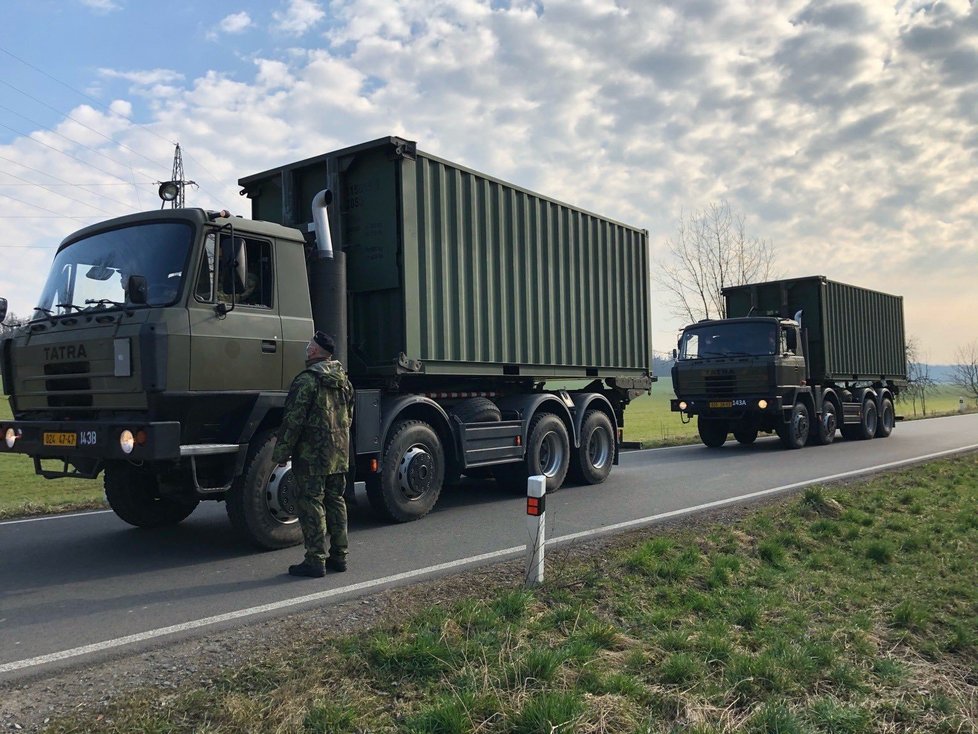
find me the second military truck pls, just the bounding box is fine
[671,276,906,449]
[0,136,652,548]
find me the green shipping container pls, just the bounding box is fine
[723,276,906,384]
[239,137,651,381]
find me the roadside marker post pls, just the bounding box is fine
[525,475,546,586]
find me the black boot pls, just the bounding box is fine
[288,560,326,578]
[325,556,347,573]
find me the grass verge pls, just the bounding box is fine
[42,453,978,733]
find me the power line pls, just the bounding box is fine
[0,168,117,215]
[0,102,160,183]
[0,154,138,209]
[0,192,98,220]
[0,121,152,187]
[0,78,173,171]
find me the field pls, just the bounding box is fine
[39,454,978,733]
[1,386,974,519]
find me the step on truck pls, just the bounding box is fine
[0,136,652,548]
[670,275,906,449]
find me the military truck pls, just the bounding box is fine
[670,276,906,449]
[0,136,652,548]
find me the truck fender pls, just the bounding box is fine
[378,394,455,462]
[568,393,618,449]
[494,393,575,444]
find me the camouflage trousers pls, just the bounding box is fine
[293,472,348,566]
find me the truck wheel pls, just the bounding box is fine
[226,430,303,549]
[733,425,758,445]
[778,403,810,449]
[876,398,895,438]
[858,399,878,440]
[569,410,614,484]
[104,463,198,528]
[495,413,570,492]
[367,420,445,522]
[812,399,838,446]
[697,417,728,448]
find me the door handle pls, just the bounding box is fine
[261,340,277,353]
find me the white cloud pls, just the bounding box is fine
[3,0,978,362]
[220,11,253,34]
[78,0,120,12]
[273,0,325,35]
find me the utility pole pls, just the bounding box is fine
[157,143,197,208]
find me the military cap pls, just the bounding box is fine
[313,331,336,354]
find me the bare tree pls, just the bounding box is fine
[658,200,777,323]
[0,311,25,338]
[902,336,934,417]
[951,341,978,408]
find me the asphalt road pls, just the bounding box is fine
[2,413,977,681]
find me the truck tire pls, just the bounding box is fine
[697,417,728,448]
[495,412,570,493]
[812,399,838,446]
[876,398,895,438]
[778,403,810,449]
[226,430,303,549]
[569,410,614,484]
[733,425,758,445]
[367,420,445,522]
[449,397,502,424]
[857,398,878,440]
[104,463,198,528]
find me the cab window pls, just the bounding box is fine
[194,233,273,308]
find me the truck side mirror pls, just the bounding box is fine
[672,348,678,360]
[127,276,148,305]
[0,297,7,323]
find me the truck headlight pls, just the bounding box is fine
[120,430,135,454]
[758,399,768,410]
[4,428,18,448]
[678,401,688,411]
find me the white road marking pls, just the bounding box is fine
[0,510,112,526]
[2,442,977,675]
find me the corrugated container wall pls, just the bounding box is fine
[240,137,652,380]
[724,276,906,383]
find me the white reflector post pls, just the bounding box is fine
[525,475,546,587]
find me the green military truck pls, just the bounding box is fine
[670,276,906,449]
[0,136,652,548]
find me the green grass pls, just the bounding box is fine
[41,454,978,733]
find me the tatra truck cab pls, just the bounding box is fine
[671,276,906,450]
[0,137,653,547]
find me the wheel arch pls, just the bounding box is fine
[568,392,618,449]
[495,393,575,445]
[379,395,456,465]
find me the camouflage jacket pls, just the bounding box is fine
[271,359,354,475]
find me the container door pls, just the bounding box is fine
[188,231,282,391]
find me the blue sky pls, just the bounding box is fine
[1,0,977,363]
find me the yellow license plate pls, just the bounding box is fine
[709,401,733,408]
[43,432,77,447]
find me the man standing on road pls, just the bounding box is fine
[272,331,354,578]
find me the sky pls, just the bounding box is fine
[1,0,976,365]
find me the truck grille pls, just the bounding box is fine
[704,374,736,397]
[44,361,93,407]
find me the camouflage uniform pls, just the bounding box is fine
[272,359,354,567]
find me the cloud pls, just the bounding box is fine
[273,0,325,35]
[2,0,978,362]
[78,0,120,12]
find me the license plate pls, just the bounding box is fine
[709,401,733,409]
[43,432,77,447]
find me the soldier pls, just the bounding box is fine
[272,331,354,578]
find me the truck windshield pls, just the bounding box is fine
[33,221,193,319]
[679,321,778,360]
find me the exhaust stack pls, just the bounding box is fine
[311,189,334,259]
[308,189,347,367]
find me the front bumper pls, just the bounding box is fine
[670,396,785,417]
[0,419,182,462]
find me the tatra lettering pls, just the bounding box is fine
[44,344,88,361]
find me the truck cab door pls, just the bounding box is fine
[776,327,806,386]
[188,231,283,391]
